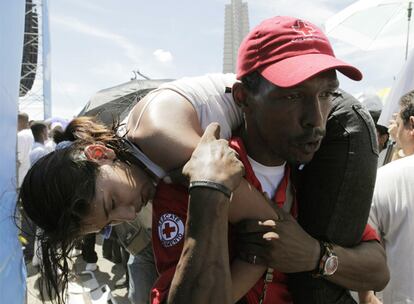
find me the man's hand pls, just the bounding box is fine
[182,122,244,192]
[237,206,320,273]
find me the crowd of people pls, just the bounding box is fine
[16,15,414,304]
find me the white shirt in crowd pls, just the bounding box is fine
[369,154,414,304]
[45,139,56,153]
[29,142,49,166]
[17,128,34,187]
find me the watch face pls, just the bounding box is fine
[324,256,339,275]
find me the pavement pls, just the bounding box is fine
[26,236,130,304]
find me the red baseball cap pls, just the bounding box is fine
[236,16,362,87]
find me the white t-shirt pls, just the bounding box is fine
[247,156,292,213]
[29,142,49,166]
[123,73,243,178]
[247,156,286,199]
[45,139,56,153]
[17,128,34,187]
[369,154,414,304]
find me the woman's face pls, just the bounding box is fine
[82,160,156,233]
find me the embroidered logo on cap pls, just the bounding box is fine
[292,20,316,36]
[158,213,184,247]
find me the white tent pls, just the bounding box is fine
[378,49,414,127]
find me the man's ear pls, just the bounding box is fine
[232,82,249,109]
[84,144,116,164]
[407,116,414,137]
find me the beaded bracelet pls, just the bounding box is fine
[189,180,232,198]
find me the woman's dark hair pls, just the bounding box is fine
[19,116,136,304]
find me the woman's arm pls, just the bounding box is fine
[127,89,279,222]
[127,90,203,171]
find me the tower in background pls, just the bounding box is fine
[223,0,249,73]
[19,0,51,120]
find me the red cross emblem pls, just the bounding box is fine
[292,20,315,36]
[158,213,184,247]
[162,222,177,238]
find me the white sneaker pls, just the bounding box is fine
[85,263,97,272]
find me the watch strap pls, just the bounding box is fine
[312,241,336,277]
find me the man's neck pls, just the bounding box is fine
[240,128,285,167]
[402,145,414,157]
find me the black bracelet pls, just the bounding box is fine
[189,180,232,198]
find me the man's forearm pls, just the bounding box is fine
[326,241,389,291]
[167,188,232,304]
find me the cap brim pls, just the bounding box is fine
[259,53,362,88]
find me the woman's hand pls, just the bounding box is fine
[235,191,318,273]
[236,206,319,273]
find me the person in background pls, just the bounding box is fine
[358,93,389,167]
[17,112,34,187]
[369,90,414,304]
[29,122,50,166]
[17,112,35,262]
[45,122,64,152]
[369,111,389,167]
[386,112,407,162]
[29,121,51,267]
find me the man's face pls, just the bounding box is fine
[243,70,339,165]
[396,111,412,155]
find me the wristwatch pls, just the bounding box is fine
[314,241,339,277]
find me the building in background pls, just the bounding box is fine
[222,0,249,73]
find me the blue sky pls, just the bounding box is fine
[24,0,410,119]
